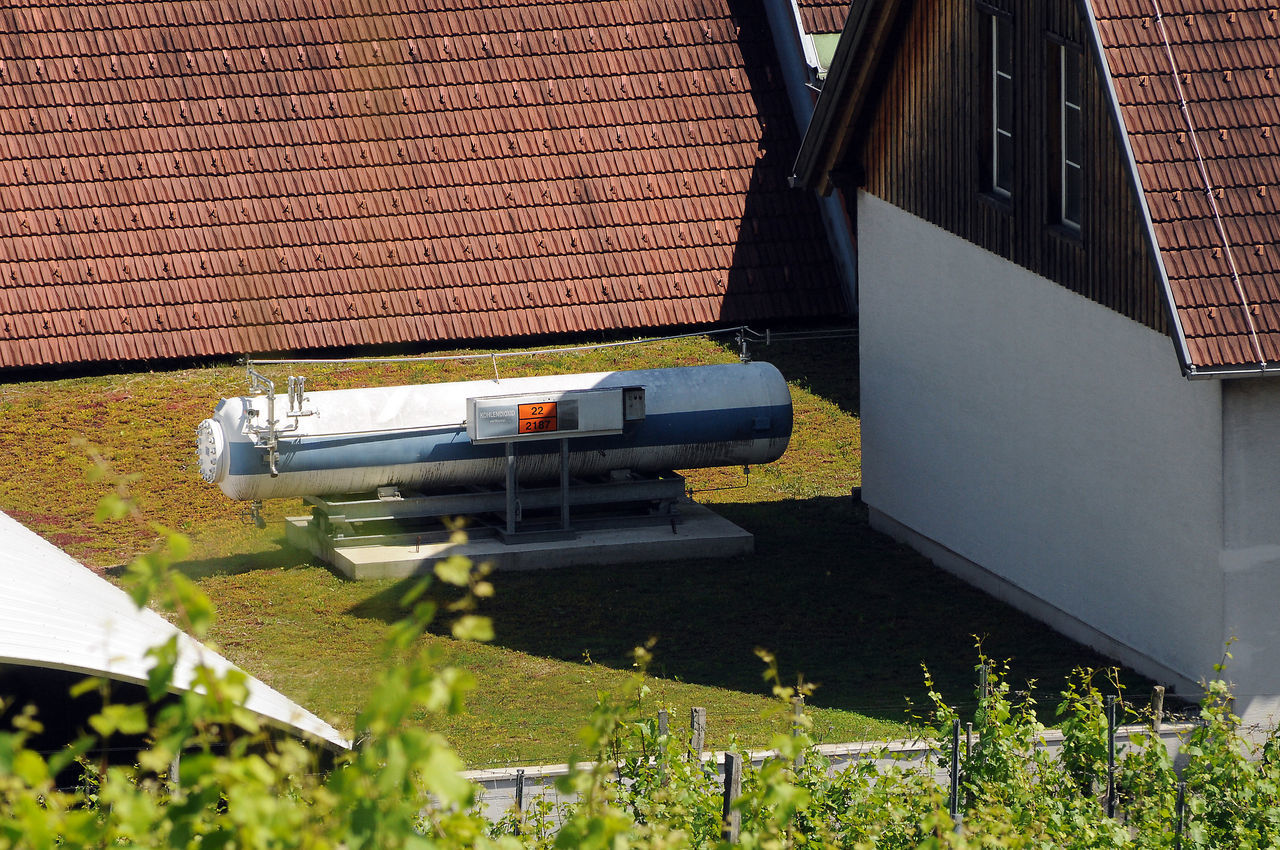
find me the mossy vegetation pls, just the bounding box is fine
[0,329,1153,766]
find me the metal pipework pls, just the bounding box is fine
[244,367,310,477]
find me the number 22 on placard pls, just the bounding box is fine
[517,402,557,433]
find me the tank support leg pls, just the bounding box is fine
[505,442,517,536]
[559,438,570,531]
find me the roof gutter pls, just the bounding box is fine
[1178,361,1280,379]
[1078,0,1200,378]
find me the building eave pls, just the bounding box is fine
[790,0,911,194]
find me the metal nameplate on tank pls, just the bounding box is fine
[466,387,625,444]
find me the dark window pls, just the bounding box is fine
[991,14,1014,197]
[1058,44,1083,228]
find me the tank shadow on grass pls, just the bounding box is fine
[164,539,313,581]
[344,494,1157,725]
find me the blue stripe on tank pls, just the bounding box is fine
[224,404,791,477]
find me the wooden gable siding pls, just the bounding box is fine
[848,0,1165,335]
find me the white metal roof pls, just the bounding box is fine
[0,510,350,751]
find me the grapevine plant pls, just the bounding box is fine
[2,482,1280,847]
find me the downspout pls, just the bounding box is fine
[761,0,860,314]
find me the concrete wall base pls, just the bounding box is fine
[868,506,1201,700]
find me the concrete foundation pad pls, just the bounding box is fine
[286,501,752,579]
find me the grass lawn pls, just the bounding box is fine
[0,329,1154,766]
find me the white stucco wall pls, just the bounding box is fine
[858,191,1226,694]
[1221,379,1280,724]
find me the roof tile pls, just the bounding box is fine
[0,0,842,368]
[1096,1,1280,370]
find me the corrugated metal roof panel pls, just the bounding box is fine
[0,510,348,750]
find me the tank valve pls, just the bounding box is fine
[245,500,266,529]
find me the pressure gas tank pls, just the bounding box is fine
[197,362,792,501]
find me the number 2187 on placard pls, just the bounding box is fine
[517,402,558,433]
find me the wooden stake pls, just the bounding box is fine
[722,752,742,842]
[690,706,707,758]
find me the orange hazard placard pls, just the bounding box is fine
[517,402,558,433]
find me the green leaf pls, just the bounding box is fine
[124,553,157,608]
[165,529,191,561]
[146,636,180,701]
[230,706,262,735]
[89,703,149,738]
[12,750,48,786]
[170,571,215,637]
[451,615,494,642]
[434,555,473,587]
[69,676,104,699]
[93,492,130,522]
[137,742,175,775]
[417,744,474,808]
[399,575,433,607]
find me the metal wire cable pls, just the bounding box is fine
[246,326,755,367]
[750,328,858,343]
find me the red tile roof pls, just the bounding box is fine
[1094,1,1280,372]
[0,0,843,369]
[797,0,850,36]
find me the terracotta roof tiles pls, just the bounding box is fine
[796,0,850,36]
[1095,1,1280,371]
[0,0,842,368]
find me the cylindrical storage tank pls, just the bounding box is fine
[197,362,791,501]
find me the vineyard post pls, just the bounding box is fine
[658,709,669,787]
[721,752,742,842]
[514,768,525,835]
[948,718,961,821]
[691,707,707,760]
[1106,695,1117,818]
[1174,780,1186,850]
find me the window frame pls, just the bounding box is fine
[990,13,1014,199]
[1057,42,1084,230]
